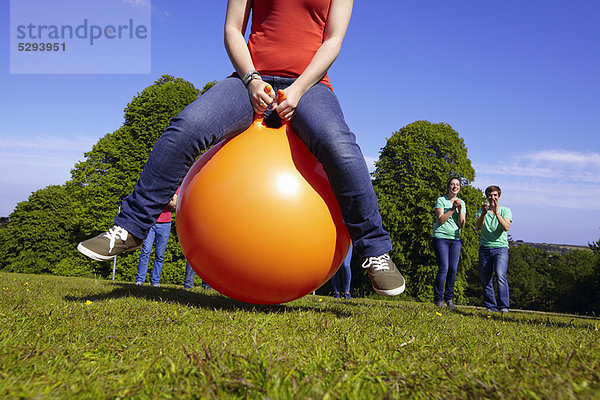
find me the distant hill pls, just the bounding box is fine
[510,240,590,255]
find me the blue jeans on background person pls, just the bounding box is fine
[114,76,391,260]
[135,222,171,286]
[478,246,510,311]
[433,238,461,302]
[331,244,352,298]
[183,262,195,289]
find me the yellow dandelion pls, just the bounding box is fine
[85,300,93,305]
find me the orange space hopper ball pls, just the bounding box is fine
[176,88,351,305]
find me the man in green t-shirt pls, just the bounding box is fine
[476,185,512,312]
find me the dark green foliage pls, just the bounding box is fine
[370,120,482,302]
[0,185,79,274]
[551,249,600,315]
[504,245,556,311]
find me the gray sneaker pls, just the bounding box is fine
[77,225,142,261]
[446,300,456,309]
[362,254,405,296]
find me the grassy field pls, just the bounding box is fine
[1,272,599,399]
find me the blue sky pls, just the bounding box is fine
[2,0,599,245]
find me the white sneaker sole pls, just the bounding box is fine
[373,281,405,296]
[77,243,116,262]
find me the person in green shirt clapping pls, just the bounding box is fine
[476,185,513,313]
[432,177,466,309]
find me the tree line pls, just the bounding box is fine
[1,75,598,315]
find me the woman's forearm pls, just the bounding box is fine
[224,0,255,77]
[436,208,455,225]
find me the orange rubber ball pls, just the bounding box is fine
[176,117,351,304]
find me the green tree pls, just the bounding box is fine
[0,185,81,274]
[370,120,482,302]
[505,245,555,311]
[550,249,600,315]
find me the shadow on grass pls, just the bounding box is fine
[64,282,354,317]
[451,306,599,330]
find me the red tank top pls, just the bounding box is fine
[248,0,332,89]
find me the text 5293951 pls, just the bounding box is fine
[18,42,66,51]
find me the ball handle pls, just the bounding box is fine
[277,89,286,103]
[255,85,288,128]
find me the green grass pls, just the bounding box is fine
[1,272,599,399]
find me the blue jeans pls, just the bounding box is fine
[331,243,352,294]
[183,262,195,289]
[478,246,510,311]
[114,76,391,259]
[433,238,461,302]
[135,222,171,285]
